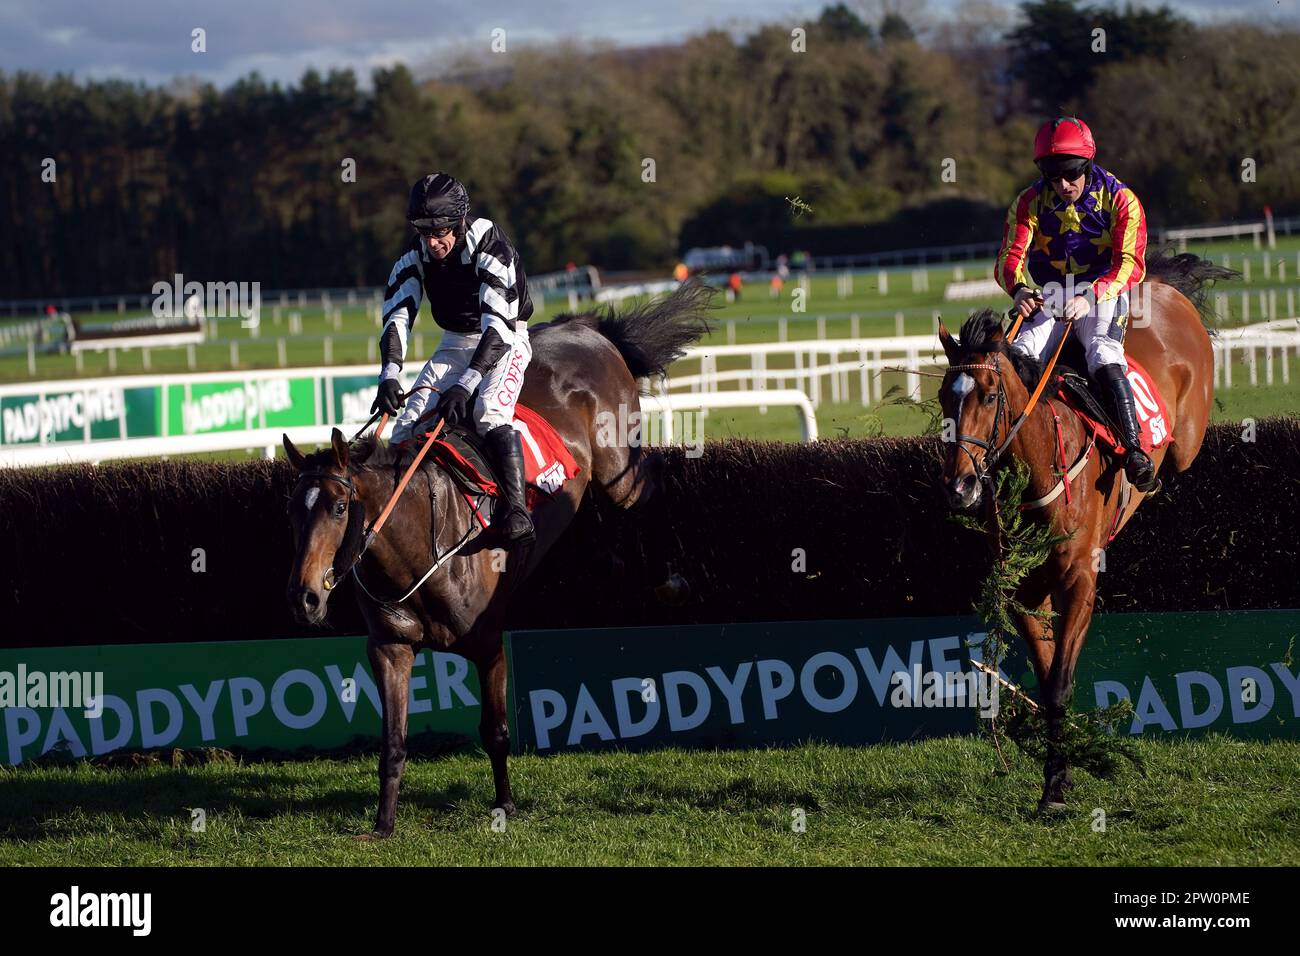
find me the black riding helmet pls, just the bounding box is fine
[407,173,469,237]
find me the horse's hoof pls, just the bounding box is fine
[1037,799,1068,815]
[356,827,393,841]
[493,800,517,817]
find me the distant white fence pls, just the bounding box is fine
[0,388,816,468]
[944,278,1004,301]
[671,323,1300,408]
[643,390,817,443]
[675,336,940,407]
[594,280,681,305]
[1162,222,1266,251]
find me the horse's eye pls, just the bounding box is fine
[334,500,347,517]
[983,393,997,405]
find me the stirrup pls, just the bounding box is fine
[491,504,535,544]
[1125,451,1158,494]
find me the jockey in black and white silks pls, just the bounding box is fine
[371,172,536,545]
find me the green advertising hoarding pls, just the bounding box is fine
[0,637,481,765]
[0,384,160,446]
[2,611,1296,765]
[164,377,317,435]
[329,374,378,426]
[506,611,1300,754]
[0,368,381,449]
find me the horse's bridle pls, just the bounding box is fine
[947,354,1029,487]
[297,469,362,591]
[294,464,483,604]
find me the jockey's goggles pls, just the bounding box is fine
[411,219,456,238]
[1037,155,1090,182]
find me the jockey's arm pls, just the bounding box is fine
[377,242,425,384]
[1090,186,1148,304]
[458,230,523,394]
[994,184,1040,303]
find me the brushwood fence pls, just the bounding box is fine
[0,419,1297,649]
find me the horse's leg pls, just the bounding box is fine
[1015,590,1056,690]
[474,638,515,815]
[367,637,415,838]
[1039,570,1098,809]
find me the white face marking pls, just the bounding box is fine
[303,487,320,513]
[951,373,975,401]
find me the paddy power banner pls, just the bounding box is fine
[507,611,1300,754]
[0,367,384,448]
[0,637,481,765]
[2,611,1297,765]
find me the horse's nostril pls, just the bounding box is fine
[303,591,320,610]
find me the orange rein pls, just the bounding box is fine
[360,385,444,545]
[1007,302,1073,426]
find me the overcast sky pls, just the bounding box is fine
[2,0,1295,88]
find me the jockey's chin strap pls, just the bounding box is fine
[950,313,1076,486]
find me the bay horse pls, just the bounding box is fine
[936,252,1229,810]
[282,282,714,837]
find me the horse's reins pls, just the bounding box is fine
[949,302,1075,488]
[297,384,480,599]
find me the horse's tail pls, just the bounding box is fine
[588,279,717,379]
[1144,246,1239,329]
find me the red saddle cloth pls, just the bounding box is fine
[1057,356,1172,456]
[418,403,580,512]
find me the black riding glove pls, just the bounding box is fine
[371,379,405,415]
[436,384,472,427]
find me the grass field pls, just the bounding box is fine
[2,736,1296,865]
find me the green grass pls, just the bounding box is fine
[2,736,1296,865]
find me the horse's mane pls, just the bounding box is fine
[955,308,1042,391]
[296,433,428,475]
[347,432,426,473]
[1143,245,1238,328]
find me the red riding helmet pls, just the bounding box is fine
[1033,116,1096,161]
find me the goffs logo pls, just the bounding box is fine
[495,351,526,407]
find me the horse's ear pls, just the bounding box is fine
[938,320,960,364]
[331,427,349,470]
[283,434,307,470]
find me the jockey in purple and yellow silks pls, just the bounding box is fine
[994,115,1156,492]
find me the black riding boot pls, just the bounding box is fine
[484,425,536,545]
[1095,363,1157,492]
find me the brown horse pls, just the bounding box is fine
[936,252,1229,810]
[282,282,714,837]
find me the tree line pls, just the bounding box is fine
[1,0,1297,299]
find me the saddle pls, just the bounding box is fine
[1036,336,1170,458]
[428,425,501,498]
[410,403,581,520]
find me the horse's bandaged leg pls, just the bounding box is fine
[1080,291,1130,374]
[474,328,533,436]
[391,332,476,442]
